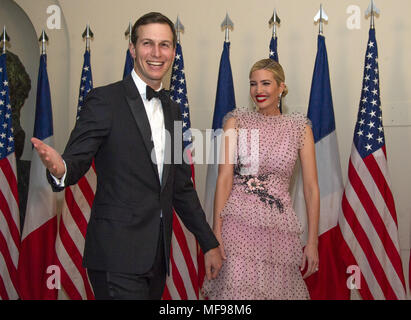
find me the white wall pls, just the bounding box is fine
[9,0,411,298]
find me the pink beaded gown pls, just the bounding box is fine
[202,109,311,300]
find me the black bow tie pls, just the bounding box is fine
[146,85,167,103]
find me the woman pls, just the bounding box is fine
[202,59,320,299]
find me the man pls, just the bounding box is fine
[32,12,222,299]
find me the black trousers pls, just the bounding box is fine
[87,220,167,300]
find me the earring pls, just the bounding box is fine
[277,93,282,109]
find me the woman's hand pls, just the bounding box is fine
[300,242,319,279]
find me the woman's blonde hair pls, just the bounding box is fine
[249,59,288,97]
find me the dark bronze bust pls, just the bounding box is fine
[6,50,31,160]
[4,50,31,227]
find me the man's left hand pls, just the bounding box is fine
[204,247,223,280]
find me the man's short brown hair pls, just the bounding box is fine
[131,12,176,48]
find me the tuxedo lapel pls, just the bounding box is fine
[123,75,160,185]
[161,93,173,191]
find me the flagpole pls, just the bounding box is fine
[1,26,10,54]
[365,0,380,30]
[314,4,328,36]
[125,22,132,44]
[38,30,48,55]
[123,22,134,79]
[221,13,234,43]
[175,15,184,45]
[319,4,323,35]
[269,9,280,40]
[82,24,94,52]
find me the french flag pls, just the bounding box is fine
[18,53,58,299]
[204,41,236,226]
[292,34,349,299]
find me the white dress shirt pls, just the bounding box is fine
[131,69,165,183]
[52,69,166,186]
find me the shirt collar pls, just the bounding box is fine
[131,69,163,99]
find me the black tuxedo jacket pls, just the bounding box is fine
[48,75,218,274]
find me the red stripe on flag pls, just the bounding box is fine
[363,154,397,225]
[18,217,58,300]
[341,190,398,299]
[64,187,89,238]
[55,255,82,300]
[197,246,205,289]
[335,223,374,300]
[59,220,94,299]
[0,274,9,300]
[0,232,18,295]
[77,175,95,209]
[162,285,171,300]
[409,250,411,294]
[169,244,188,300]
[304,226,350,299]
[382,145,387,158]
[0,189,20,249]
[348,160,406,290]
[0,158,19,204]
[187,149,206,292]
[172,212,199,298]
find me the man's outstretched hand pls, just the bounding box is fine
[31,137,65,178]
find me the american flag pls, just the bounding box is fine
[76,51,93,118]
[0,53,20,300]
[338,27,406,299]
[269,36,278,62]
[269,35,281,113]
[123,48,134,79]
[162,42,205,300]
[55,50,96,299]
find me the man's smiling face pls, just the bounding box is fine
[130,22,176,90]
